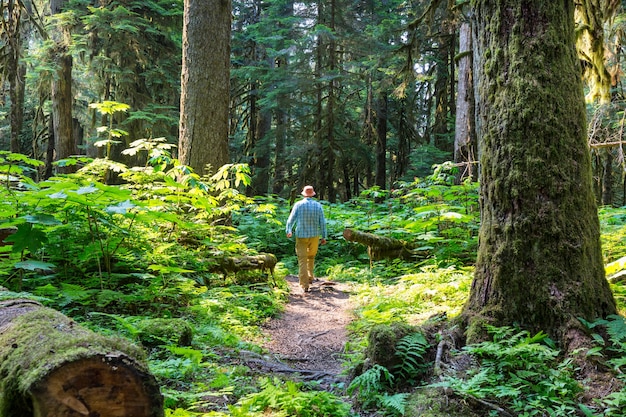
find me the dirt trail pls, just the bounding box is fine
[260,274,354,384]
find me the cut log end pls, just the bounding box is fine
[30,354,163,417]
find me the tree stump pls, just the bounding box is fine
[0,297,163,417]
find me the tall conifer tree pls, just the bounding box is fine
[463,0,616,344]
[179,0,231,174]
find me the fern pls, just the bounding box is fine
[583,315,626,375]
[432,325,581,416]
[393,331,430,383]
[232,377,351,417]
[348,364,394,408]
[378,392,409,417]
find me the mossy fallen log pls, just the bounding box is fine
[208,253,278,284]
[0,297,163,417]
[342,228,427,261]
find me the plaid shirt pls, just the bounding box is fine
[285,198,327,239]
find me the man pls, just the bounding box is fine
[285,185,327,293]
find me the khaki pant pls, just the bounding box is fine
[295,237,319,289]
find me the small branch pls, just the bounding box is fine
[309,330,331,340]
[589,140,626,149]
[472,397,514,417]
[433,339,448,376]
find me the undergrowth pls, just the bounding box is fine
[3,150,626,416]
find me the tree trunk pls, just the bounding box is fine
[316,0,338,203]
[50,0,76,174]
[51,54,75,167]
[179,0,231,175]
[375,93,388,190]
[463,0,616,344]
[247,74,272,196]
[0,298,163,417]
[271,0,294,197]
[454,21,477,182]
[602,149,614,206]
[250,107,272,196]
[432,3,455,155]
[575,0,612,104]
[7,0,25,154]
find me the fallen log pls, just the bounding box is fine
[208,253,278,285]
[342,228,427,261]
[0,297,163,417]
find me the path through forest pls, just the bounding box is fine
[258,274,354,387]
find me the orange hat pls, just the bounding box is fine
[301,185,316,197]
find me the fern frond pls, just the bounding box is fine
[348,364,394,397]
[379,392,409,416]
[393,331,430,382]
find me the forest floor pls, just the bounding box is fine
[257,274,355,389]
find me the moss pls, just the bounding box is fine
[405,387,482,417]
[135,317,193,347]
[465,0,616,342]
[365,322,417,370]
[0,305,147,415]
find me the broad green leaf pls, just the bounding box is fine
[74,185,99,195]
[22,214,61,225]
[105,200,136,214]
[47,191,68,199]
[14,260,56,271]
[5,224,47,253]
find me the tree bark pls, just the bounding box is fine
[343,228,426,261]
[375,93,388,190]
[50,0,76,174]
[575,0,613,104]
[432,1,456,155]
[454,21,477,182]
[179,0,231,175]
[0,298,163,417]
[6,0,26,154]
[51,54,75,167]
[463,0,616,344]
[601,149,614,206]
[271,0,294,197]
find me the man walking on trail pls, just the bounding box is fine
[286,185,327,293]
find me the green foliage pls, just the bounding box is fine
[569,315,626,416]
[6,144,626,417]
[599,206,626,264]
[348,364,410,416]
[348,364,395,401]
[231,377,351,417]
[392,332,430,384]
[433,326,583,417]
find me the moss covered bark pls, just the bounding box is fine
[0,298,163,417]
[463,0,616,343]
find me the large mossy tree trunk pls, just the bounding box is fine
[0,298,163,417]
[463,0,616,344]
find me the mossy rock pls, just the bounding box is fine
[135,318,193,347]
[366,321,418,370]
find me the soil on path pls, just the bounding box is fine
[259,274,354,385]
